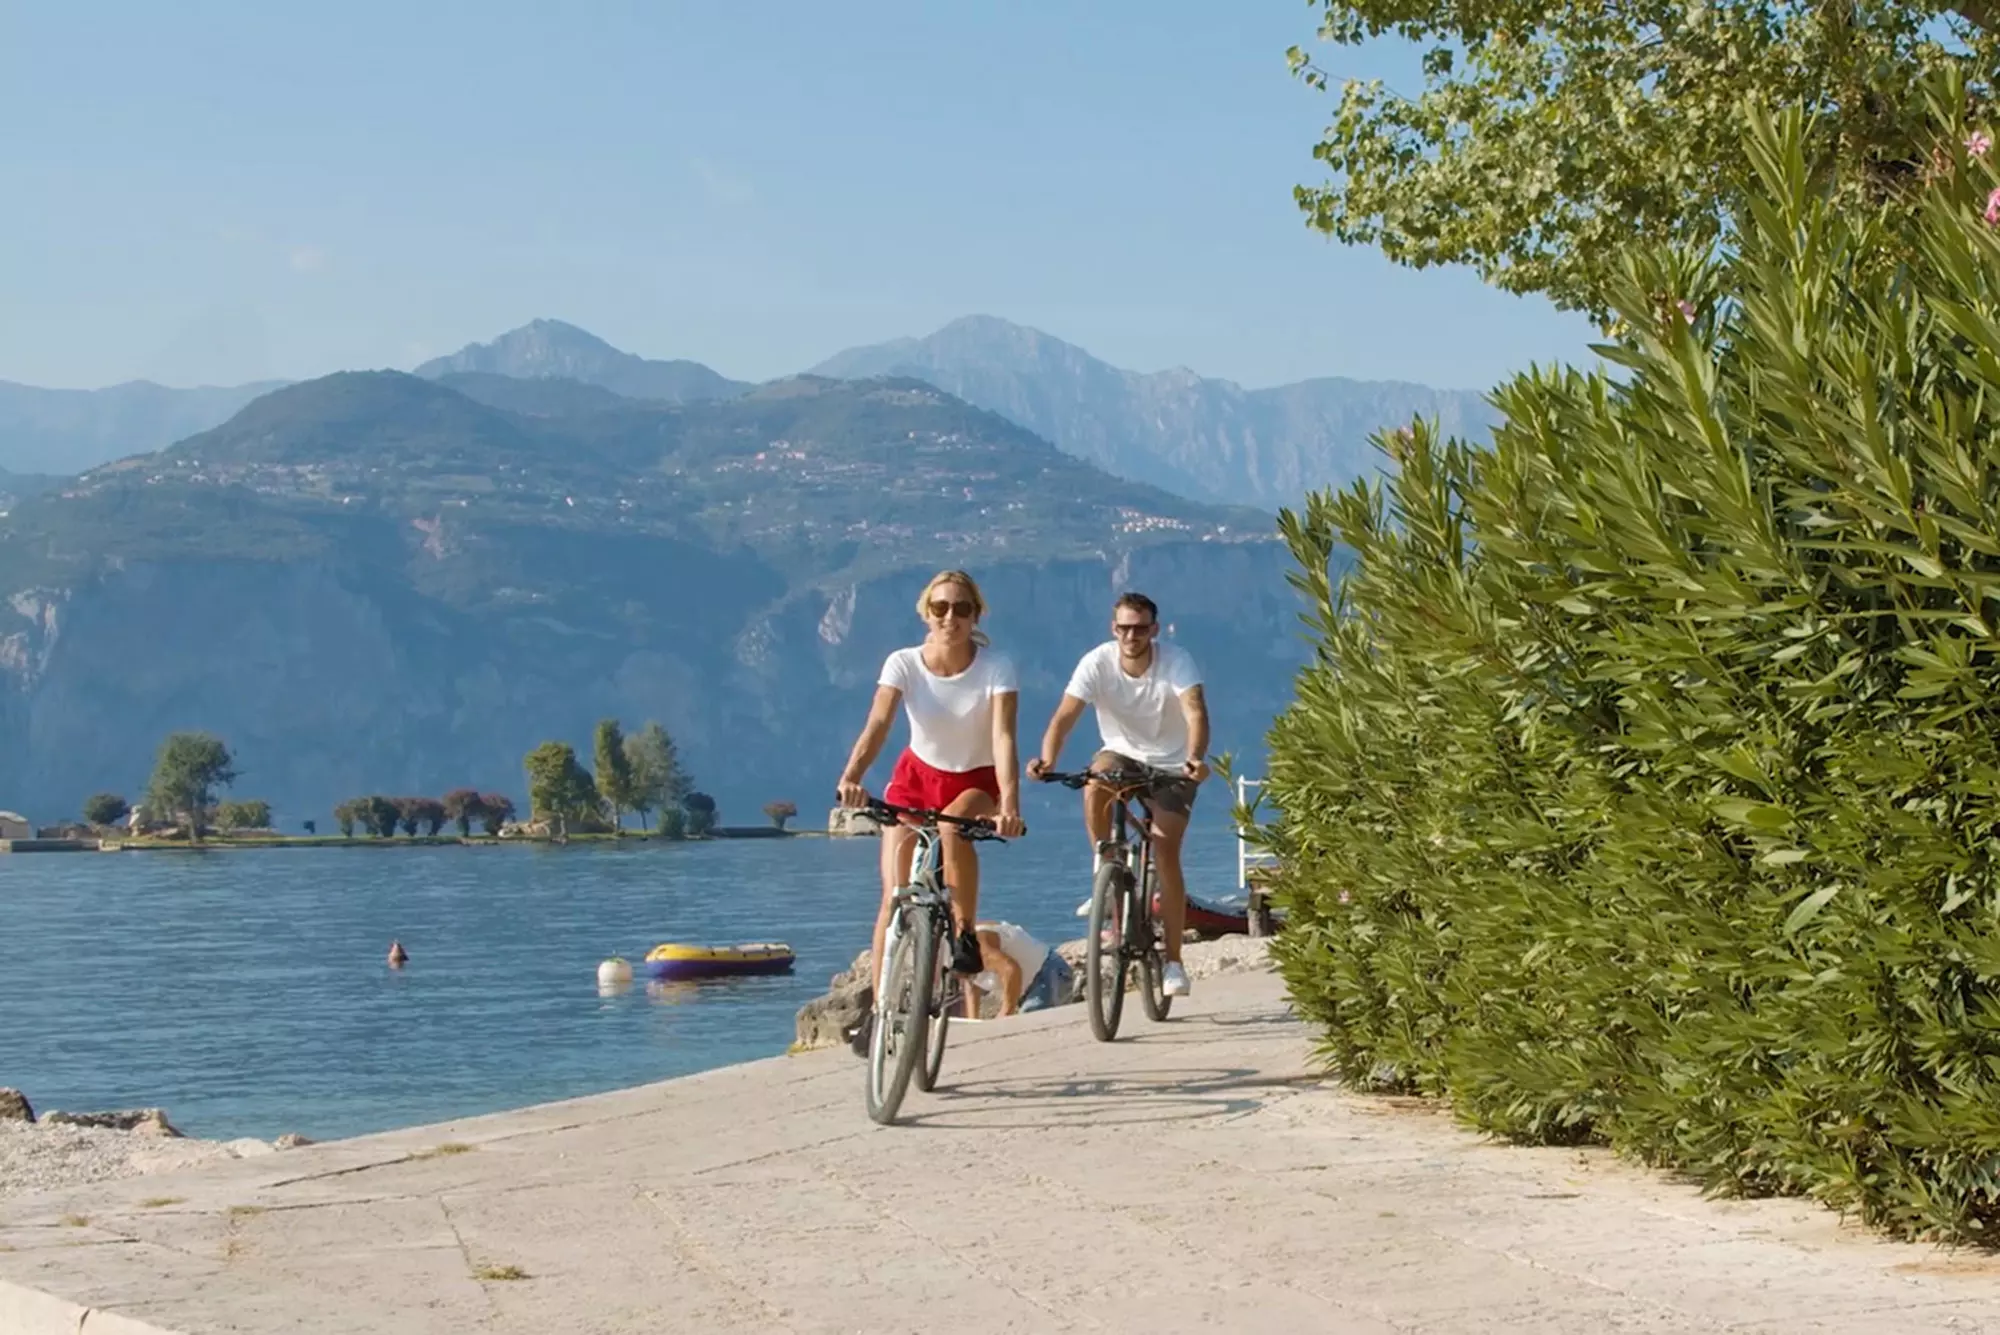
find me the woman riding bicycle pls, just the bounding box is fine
[836,569,1026,998]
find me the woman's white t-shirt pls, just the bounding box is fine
[879,645,1018,773]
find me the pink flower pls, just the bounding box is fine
[1985,186,2000,226]
[1675,298,1697,323]
[1970,131,1993,159]
[1337,890,1351,905]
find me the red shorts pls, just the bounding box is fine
[883,749,999,813]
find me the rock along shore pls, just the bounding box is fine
[793,931,1274,1051]
[0,1091,313,1202]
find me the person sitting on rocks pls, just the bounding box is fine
[969,920,1073,1018]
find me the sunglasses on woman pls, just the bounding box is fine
[929,599,976,620]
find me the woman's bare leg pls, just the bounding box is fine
[871,823,915,987]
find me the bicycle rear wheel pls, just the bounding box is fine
[1086,862,1129,1042]
[917,916,952,1091]
[1138,866,1173,1022]
[866,905,934,1125]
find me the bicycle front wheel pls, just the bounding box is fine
[866,905,934,1125]
[1086,862,1129,1042]
[917,917,952,1092]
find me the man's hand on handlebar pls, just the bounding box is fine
[1026,757,1055,781]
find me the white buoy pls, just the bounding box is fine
[597,957,632,986]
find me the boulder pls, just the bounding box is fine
[273,1132,315,1150]
[0,1088,33,1123]
[826,807,882,837]
[793,949,873,1050]
[42,1108,183,1137]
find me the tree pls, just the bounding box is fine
[413,797,446,837]
[442,788,486,838]
[333,801,358,838]
[82,793,128,827]
[303,820,316,836]
[1288,0,2000,315]
[366,795,400,839]
[1259,104,2000,1242]
[216,799,272,831]
[144,732,236,843]
[593,718,638,832]
[683,791,718,838]
[478,793,515,836]
[393,797,423,837]
[523,742,600,837]
[624,721,689,832]
[762,800,798,831]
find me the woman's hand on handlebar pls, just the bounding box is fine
[994,805,1026,838]
[836,776,871,810]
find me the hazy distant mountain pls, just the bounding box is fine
[1,314,1499,508]
[811,315,1501,509]
[414,319,749,404]
[434,371,633,417]
[0,379,285,475]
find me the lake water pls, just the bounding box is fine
[0,819,1243,1141]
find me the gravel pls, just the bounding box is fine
[0,1119,277,1202]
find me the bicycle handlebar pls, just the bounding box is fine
[841,795,1021,839]
[1035,767,1183,793]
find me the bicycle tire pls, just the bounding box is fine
[866,905,933,1125]
[916,915,952,1091]
[1138,865,1173,1022]
[1086,861,1129,1042]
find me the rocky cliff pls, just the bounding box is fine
[0,544,1305,827]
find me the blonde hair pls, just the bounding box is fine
[916,569,991,647]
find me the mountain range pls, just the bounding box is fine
[0,317,1499,510]
[0,365,1308,826]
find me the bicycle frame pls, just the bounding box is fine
[877,823,951,996]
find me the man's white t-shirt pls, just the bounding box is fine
[879,645,1018,773]
[1064,640,1203,768]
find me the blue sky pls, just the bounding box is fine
[4,1,1594,392]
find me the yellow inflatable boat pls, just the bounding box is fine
[643,941,796,981]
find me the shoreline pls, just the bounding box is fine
[4,828,820,854]
[1,934,1277,1202]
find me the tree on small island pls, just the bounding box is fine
[684,791,718,838]
[144,732,236,844]
[478,792,514,836]
[332,801,357,837]
[82,793,129,827]
[593,719,638,833]
[442,788,485,837]
[524,742,600,838]
[623,720,689,834]
[217,799,272,831]
[303,820,316,836]
[365,795,399,839]
[763,801,797,832]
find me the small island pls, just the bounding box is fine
[2,718,807,853]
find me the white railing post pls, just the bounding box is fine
[1235,775,1279,936]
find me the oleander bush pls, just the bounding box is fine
[1259,93,2000,1242]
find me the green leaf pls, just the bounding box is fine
[1783,886,1840,936]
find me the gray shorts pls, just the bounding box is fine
[1090,749,1197,815]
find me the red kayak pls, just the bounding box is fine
[1150,892,1264,938]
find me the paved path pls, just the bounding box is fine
[6,967,2000,1334]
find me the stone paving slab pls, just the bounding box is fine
[5,968,2000,1333]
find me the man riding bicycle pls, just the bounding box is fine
[1028,591,1209,998]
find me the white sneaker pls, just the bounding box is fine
[1162,962,1191,997]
